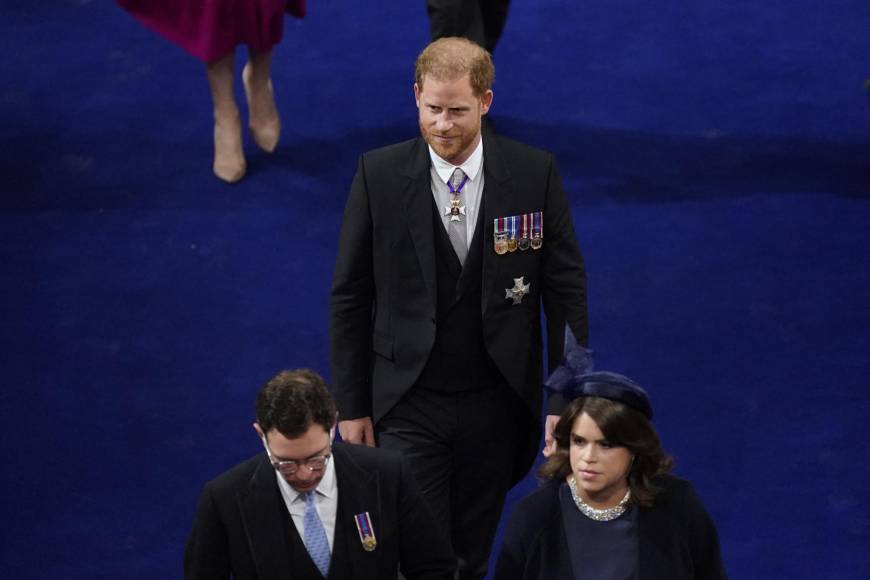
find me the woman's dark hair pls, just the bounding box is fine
[255,369,337,438]
[539,396,674,507]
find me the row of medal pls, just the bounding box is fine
[493,211,543,255]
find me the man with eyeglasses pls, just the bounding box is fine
[184,368,455,580]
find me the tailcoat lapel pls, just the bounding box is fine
[238,455,294,580]
[332,446,381,580]
[401,139,438,319]
[480,134,514,315]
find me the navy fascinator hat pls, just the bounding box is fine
[544,325,654,419]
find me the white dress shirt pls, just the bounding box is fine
[428,138,485,247]
[274,454,338,552]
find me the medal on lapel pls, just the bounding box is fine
[530,211,543,250]
[505,276,530,305]
[354,512,377,552]
[507,215,519,252]
[518,213,531,251]
[493,217,509,255]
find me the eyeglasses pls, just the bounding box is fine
[262,437,331,476]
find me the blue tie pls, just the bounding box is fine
[303,491,331,577]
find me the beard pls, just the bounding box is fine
[419,116,481,164]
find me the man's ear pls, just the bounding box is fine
[479,89,493,116]
[414,83,421,108]
[253,422,265,439]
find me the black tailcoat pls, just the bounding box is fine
[330,133,588,482]
[184,443,455,580]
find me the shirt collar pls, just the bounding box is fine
[428,136,484,184]
[273,448,338,503]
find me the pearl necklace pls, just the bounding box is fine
[567,476,631,522]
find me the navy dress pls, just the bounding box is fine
[559,483,638,580]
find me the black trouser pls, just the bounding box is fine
[426,0,512,53]
[377,384,524,580]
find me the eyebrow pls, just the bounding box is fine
[570,433,608,443]
[423,101,471,111]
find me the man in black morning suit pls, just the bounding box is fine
[426,0,511,54]
[329,38,588,579]
[184,369,454,580]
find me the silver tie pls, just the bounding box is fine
[448,168,468,265]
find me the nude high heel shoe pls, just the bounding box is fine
[213,112,246,183]
[243,63,281,153]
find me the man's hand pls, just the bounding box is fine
[542,414,561,457]
[338,417,376,447]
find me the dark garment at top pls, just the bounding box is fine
[493,475,728,580]
[426,0,511,53]
[558,483,638,580]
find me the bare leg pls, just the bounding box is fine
[206,51,246,183]
[243,49,280,153]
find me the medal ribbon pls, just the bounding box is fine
[447,174,469,196]
[354,512,375,542]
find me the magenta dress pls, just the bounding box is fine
[117,0,306,62]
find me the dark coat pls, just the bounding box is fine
[329,134,588,481]
[184,442,455,580]
[493,475,728,580]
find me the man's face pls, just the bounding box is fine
[415,74,492,166]
[257,423,332,493]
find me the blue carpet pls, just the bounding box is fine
[2,1,869,578]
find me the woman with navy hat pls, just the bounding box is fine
[493,330,727,580]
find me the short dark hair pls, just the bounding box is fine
[255,369,337,438]
[540,397,674,507]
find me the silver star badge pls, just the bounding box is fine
[505,276,530,305]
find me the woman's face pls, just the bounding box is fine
[568,412,633,507]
